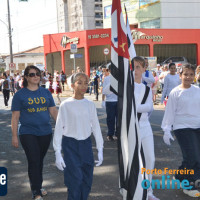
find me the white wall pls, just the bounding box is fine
[161,0,200,28]
[5,55,44,71]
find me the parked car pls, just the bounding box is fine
[160,56,188,67]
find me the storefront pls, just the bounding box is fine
[43,28,200,76]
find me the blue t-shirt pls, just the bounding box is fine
[11,87,55,136]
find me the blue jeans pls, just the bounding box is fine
[106,101,118,137]
[174,128,200,183]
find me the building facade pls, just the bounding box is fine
[5,46,44,73]
[43,28,200,76]
[103,0,200,29]
[56,0,103,32]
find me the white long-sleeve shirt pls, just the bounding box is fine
[102,75,117,102]
[134,82,153,129]
[53,97,104,152]
[161,85,200,132]
[142,70,155,88]
[161,74,181,103]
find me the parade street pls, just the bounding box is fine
[0,92,194,200]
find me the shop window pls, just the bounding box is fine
[140,18,160,29]
[154,44,197,65]
[135,44,149,57]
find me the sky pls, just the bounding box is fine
[0,0,58,54]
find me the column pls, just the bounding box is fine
[197,43,200,65]
[44,53,47,70]
[61,50,66,73]
[84,46,90,76]
[149,44,154,57]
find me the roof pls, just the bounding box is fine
[15,46,44,54]
[4,46,44,59]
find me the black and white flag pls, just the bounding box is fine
[110,1,147,199]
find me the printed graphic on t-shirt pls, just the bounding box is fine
[27,97,47,113]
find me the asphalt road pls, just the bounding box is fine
[0,92,197,200]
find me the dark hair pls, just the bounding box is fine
[23,65,41,88]
[169,62,176,69]
[180,63,195,75]
[133,56,145,68]
[3,73,7,79]
[71,72,89,84]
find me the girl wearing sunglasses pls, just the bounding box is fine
[11,65,58,200]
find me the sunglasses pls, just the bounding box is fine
[28,72,40,77]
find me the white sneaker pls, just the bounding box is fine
[183,189,200,198]
[148,193,160,200]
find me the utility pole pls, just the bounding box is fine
[7,0,13,64]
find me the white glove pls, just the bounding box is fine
[101,101,106,108]
[95,148,103,167]
[163,131,174,145]
[55,151,66,171]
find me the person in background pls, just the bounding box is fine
[151,71,159,104]
[89,72,94,95]
[10,76,15,96]
[19,76,24,89]
[156,64,162,77]
[102,67,118,141]
[11,65,58,200]
[92,70,100,101]
[56,71,61,81]
[53,72,103,200]
[161,63,181,104]
[16,72,21,82]
[0,75,2,91]
[55,76,62,105]
[48,75,54,94]
[76,66,82,73]
[40,72,48,88]
[1,73,10,107]
[161,64,200,198]
[195,65,200,87]
[159,65,169,90]
[142,57,155,87]
[60,70,67,91]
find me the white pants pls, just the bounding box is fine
[140,125,155,195]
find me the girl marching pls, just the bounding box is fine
[161,64,200,198]
[53,72,104,200]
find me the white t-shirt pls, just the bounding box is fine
[53,97,104,152]
[161,85,200,132]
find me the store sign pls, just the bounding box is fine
[88,33,109,39]
[131,30,163,42]
[61,35,79,48]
